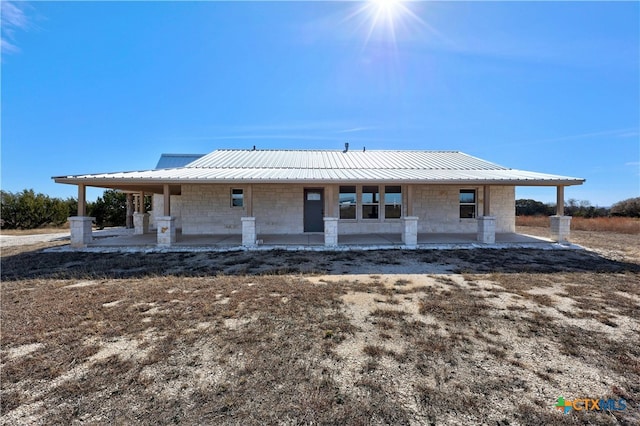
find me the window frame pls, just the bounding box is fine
[361,185,380,220]
[339,185,357,220]
[231,188,244,208]
[459,189,476,219]
[383,185,402,219]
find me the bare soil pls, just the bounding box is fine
[1,231,639,425]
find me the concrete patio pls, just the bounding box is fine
[86,229,557,250]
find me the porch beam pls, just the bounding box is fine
[556,186,565,216]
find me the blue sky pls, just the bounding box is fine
[2,0,639,206]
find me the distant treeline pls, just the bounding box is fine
[516,197,639,218]
[1,189,639,230]
[1,189,149,230]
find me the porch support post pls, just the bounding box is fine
[126,193,134,228]
[163,184,171,216]
[550,215,571,243]
[77,184,86,216]
[69,216,93,248]
[556,185,565,216]
[477,185,496,243]
[477,216,496,244]
[133,191,150,234]
[550,185,571,242]
[405,185,414,216]
[402,216,418,248]
[140,191,146,213]
[483,185,491,216]
[245,185,253,217]
[241,217,257,247]
[133,212,150,235]
[156,216,176,247]
[325,185,336,217]
[69,184,93,247]
[323,217,338,247]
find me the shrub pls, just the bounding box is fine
[610,197,640,218]
[0,189,74,229]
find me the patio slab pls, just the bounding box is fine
[83,229,557,250]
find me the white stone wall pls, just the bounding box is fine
[339,220,403,234]
[253,184,305,234]
[490,186,516,233]
[151,195,184,230]
[413,185,515,233]
[176,183,516,235]
[181,185,246,234]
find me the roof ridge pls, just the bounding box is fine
[214,148,461,152]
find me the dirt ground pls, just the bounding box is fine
[1,228,639,425]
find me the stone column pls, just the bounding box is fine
[156,216,176,247]
[133,212,150,235]
[323,217,338,247]
[477,216,496,244]
[550,215,571,243]
[242,217,257,247]
[402,216,418,247]
[126,194,134,229]
[69,216,93,248]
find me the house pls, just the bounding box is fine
[53,147,584,248]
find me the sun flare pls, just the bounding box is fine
[346,0,425,48]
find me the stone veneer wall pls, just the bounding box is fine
[151,195,184,230]
[181,185,246,235]
[177,183,515,235]
[253,184,305,234]
[413,185,515,234]
[491,186,516,233]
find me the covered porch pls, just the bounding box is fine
[67,183,572,249]
[84,228,555,250]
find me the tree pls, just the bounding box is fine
[563,199,608,218]
[0,189,71,229]
[515,199,553,216]
[610,197,640,218]
[88,190,127,228]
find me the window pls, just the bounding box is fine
[231,189,244,207]
[362,185,379,219]
[339,186,356,219]
[384,186,402,219]
[459,189,476,218]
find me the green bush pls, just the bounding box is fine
[0,189,74,229]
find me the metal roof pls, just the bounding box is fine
[187,149,508,170]
[155,153,205,169]
[53,149,585,189]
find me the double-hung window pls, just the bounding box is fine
[339,186,357,219]
[459,189,476,218]
[362,186,379,219]
[384,186,402,219]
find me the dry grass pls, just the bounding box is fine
[0,225,70,235]
[517,215,640,234]
[1,231,639,425]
